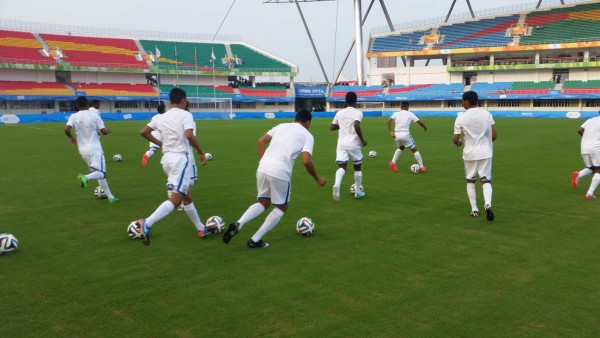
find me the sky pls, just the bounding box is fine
[0,0,567,82]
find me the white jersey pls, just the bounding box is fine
[580,116,600,154]
[66,109,105,156]
[453,107,495,161]
[148,113,163,148]
[257,122,314,182]
[89,107,101,115]
[332,106,363,150]
[389,110,419,133]
[147,107,195,154]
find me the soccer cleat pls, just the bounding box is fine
[484,204,494,221]
[223,222,239,244]
[247,238,269,248]
[198,226,213,238]
[137,219,150,246]
[470,210,479,218]
[572,171,579,188]
[419,166,426,173]
[142,154,149,166]
[77,174,88,189]
[333,186,340,201]
[355,190,366,199]
[389,161,398,172]
[108,197,119,204]
[585,194,596,199]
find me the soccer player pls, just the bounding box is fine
[573,111,600,198]
[135,88,209,245]
[64,96,118,204]
[331,91,368,200]
[89,99,101,115]
[387,101,427,172]
[142,101,166,166]
[222,108,326,248]
[453,91,497,221]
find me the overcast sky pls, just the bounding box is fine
[0,0,567,82]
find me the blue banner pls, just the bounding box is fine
[295,86,327,98]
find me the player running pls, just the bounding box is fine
[387,101,427,173]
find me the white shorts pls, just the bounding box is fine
[395,132,416,149]
[81,152,106,175]
[161,152,194,195]
[582,153,600,168]
[256,172,291,206]
[336,148,363,165]
[464,158,492,181]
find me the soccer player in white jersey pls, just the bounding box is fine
[387,101,428,172]
[89,99,101,115]
[453,91,497,221]
[64,96,118,204]
[222,108,326,248]
[572,111,600,198]
[135,88,209,245]
[141,102,166,166]
[331,91,368,200]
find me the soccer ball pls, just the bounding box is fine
[206,215,225,233]
[127,221,143,240]
[205,153,213,160]
[113,154,123,162]
[368,150,377,158]
[94,186,107,199]
[410,164,420,173]
[296,217,315,236]
[0,233,18,254]
[350,183,364,194]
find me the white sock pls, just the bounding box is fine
[467,183,477,211]
[86,171,104,180]
[98,178,114,199]
[587,173,600,196]
[392,149,402,163]
[414,151,424,167]
[251,208,284,242]
[579,168,593,183]
[482,182,492,207]
[354,171,363,190]
[146,200,175,228]
[334,168,345,188]
[183,202,204,230]
[145,149,155,158]
[238,202,266,230]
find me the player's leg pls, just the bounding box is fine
[333,150,349,201]
[248,177,290,248]
[93,153,117,202]
[478,158,494,221]
[464,160,479,217]
[390,140,403,172]
[585,155,600,198]
[142,145,160,166]
[409,140,425,171]
[574,155,594,188]
[349,149,365,198]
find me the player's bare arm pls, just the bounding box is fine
[491,124,497,141]
[302,152,326,186]
[257,134,272,160]
[100,127,111,135]
[330,123,340,131]
[453,134,463,147]
[418,120,427,132]
[185,129,207,166]
[64,125,76,144]
[353,120,367,147]
[579,127,585,136]
[140,126,162,148]
[387,118,395,138]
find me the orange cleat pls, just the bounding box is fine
[419,166,426,173]
[142,154,149,166]
[389,161,398,172]
[572,171,579,188]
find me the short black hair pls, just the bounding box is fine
[169,87,187,104]
[401,101,409,108]
[345,91,357,105]
[462,91,479,106]
[76,96,88,110]
[157,101,166,114]
[90,99,100,106]
[295,108,312,123]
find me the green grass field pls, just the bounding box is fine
[1,116,600,337]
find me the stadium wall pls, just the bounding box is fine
[71,72,147,84]
[0,69,55,82]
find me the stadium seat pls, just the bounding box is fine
[0,81,72,96]
[71,83,156,97]
[0,30,57,66]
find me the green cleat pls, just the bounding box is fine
[77,174,88,189]
[108,197,119,204]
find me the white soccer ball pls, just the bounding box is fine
[368,150,377,158]
[113,154,123,162]
[296,217,315,236]
[410,164,420,173]
[206,215,225,234]
[0,233,18,254]
[94,186,107,199]
[205,153,213,161]
[350,183,364,194]
[127,221,143,240]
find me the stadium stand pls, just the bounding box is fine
[562,80,600,94]
[139,40,227,70]
[435,15,519,49]
[471,81,555,94]
[521,2,600,45]
[158,84,234,98]
[332,85,383,98]
[229,44,292,72]
[0,30,57,66]
[387,83,464,96]
[371,30,429,53]
[40,33,147,69]
[0,81,71,96]
[71,83,156,97]
[238,85,287,97]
